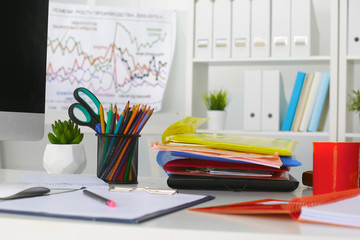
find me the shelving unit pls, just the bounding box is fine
[338,0,360,141]
[185,0,339,141]
[193,56,331,64]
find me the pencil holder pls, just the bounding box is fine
[96,134,140,184]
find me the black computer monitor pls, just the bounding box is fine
[0,0,49,140]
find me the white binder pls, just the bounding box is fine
[299,71,322,131]
[232,0,251,58]
[251,0,270,58]
[291,0,311,57]
[243,70,262,131]
[213,0,231,58]
[194,0,213,58]
[348,0,360,56]
[271,0,291,57]
[292,73,313,131]
[261,70,280,131]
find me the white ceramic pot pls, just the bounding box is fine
[207,110,226,131]
[43,144,87,174]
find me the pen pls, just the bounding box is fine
[83,189,116,208]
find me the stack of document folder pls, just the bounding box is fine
[151,117,301,192]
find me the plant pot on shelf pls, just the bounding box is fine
[207,110,226,131]
[43,144,87,174]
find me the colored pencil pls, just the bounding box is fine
[99,104,106,134]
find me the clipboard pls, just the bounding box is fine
[0,188,214,224]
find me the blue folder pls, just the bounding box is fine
[281,72,306,131]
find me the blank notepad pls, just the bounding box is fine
[299,195,360,227]
[0,188,213,223]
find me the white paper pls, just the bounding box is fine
[22,173,108,190]
[45,2,176,112]
[299,195,360,228]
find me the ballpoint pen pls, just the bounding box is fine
[83,189,116,208]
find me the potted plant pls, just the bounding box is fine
[202,89,229,131]
[43,119,87,174]
[347,90,360,112]
[347,90,360,125]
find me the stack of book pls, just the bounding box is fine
[281,71,330,132]
[151,117,301,192]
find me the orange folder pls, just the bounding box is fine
[189,188,360,228]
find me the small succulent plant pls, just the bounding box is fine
[48,119,84,144]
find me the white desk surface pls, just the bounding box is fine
[0,169,359,240]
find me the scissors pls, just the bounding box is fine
[68,87,102,132]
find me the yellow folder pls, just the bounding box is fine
[162,117,298,156]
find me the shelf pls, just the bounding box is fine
[345,133,360,139]
[347,56,360,61]
[197,129,329,138]
[193,56,331,65]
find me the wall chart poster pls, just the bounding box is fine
[46,2,176,112]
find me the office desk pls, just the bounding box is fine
[0,169,359,240]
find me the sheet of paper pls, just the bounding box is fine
[22,173,108,190]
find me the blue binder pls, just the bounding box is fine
[281,72,306,131]
[308,72,330,132]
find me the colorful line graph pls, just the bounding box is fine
[45,2,176,111]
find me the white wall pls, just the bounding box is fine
[0,0,189,179]
[0,0,333,182]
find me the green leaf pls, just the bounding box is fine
[59,134,68,144]
[53,127,62,138]
[70,134,84,144]
[73,128,81,138]
[63,126,72,142]
[69,120,74,129]
[58,121,65,133]
[48,133,59,144]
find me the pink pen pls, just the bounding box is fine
[83,189,116,208]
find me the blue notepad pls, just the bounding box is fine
[308,72,330,132]
[281,72,306,131]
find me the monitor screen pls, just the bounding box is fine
[0,0,49,140]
